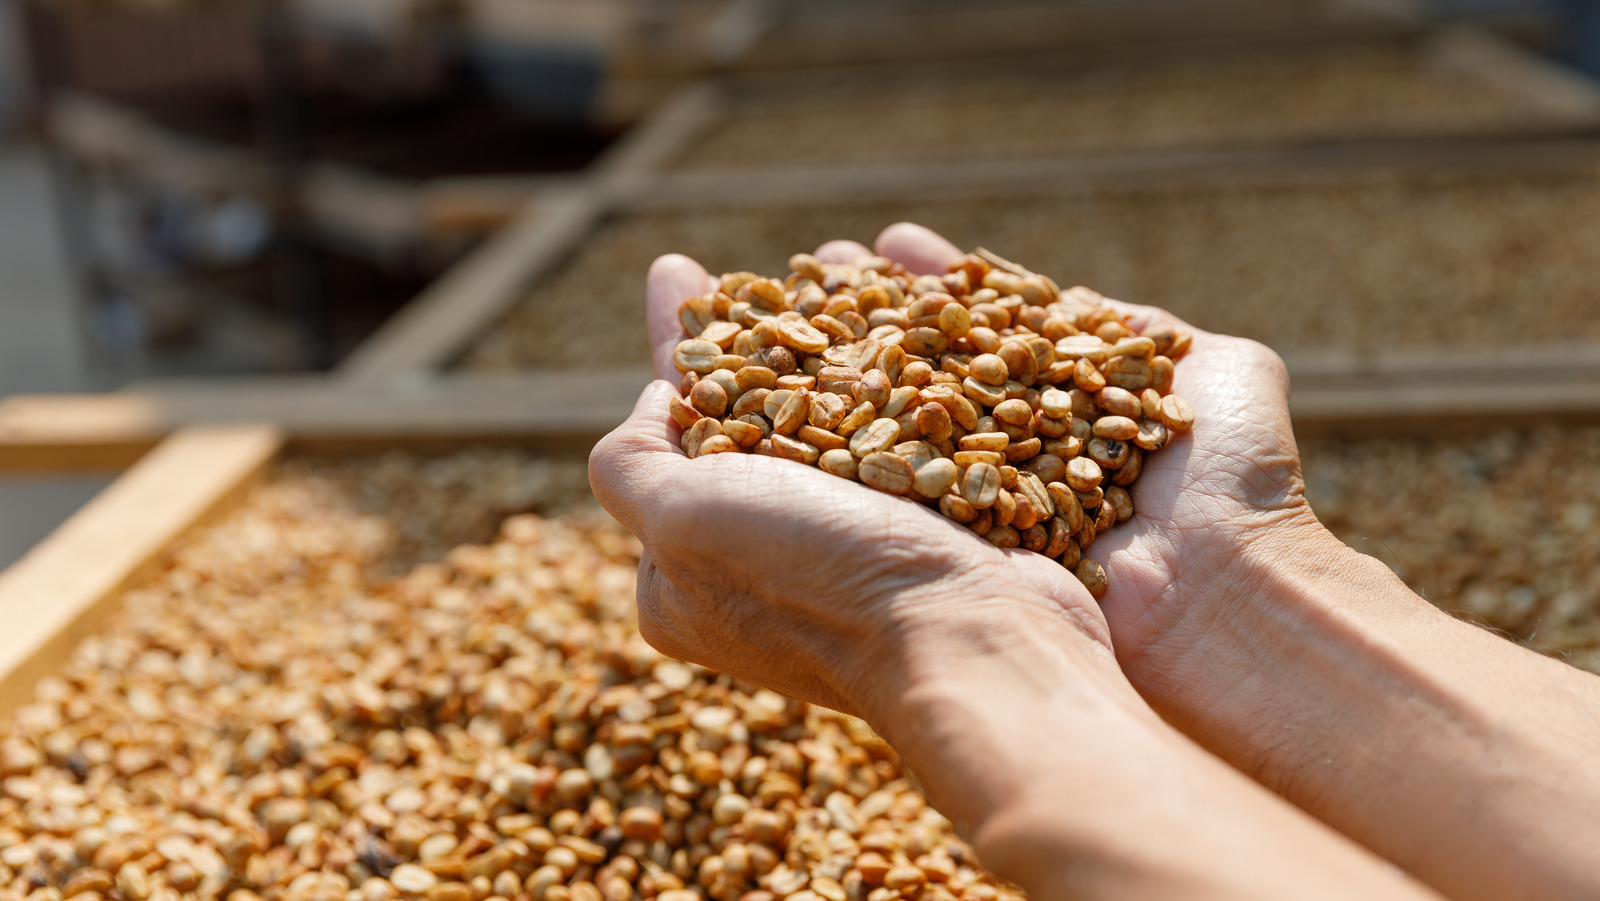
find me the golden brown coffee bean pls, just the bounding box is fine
[952,450,1005,468]
[1096,386,1141,419]
[912,458,959,498]
[1022,454,1066,486]
[1105,485,1134,522]
[788,252,824,283]
[674,339,721,374]
[992,489,1017,527]
[961,377,1008,407]
[1087,437,1131,470]
[1160,395,1195,433]
[1112,446,1144,486]
[763,389,794,421]
[998,342,1037,385]
[963,463,1002,509]
[771,435,820,465]
[773,389,810,436]
[1003,437,1042,463]
[916,403,953,443]
[722,419,763,448]
[1072,357,1106,392]
[732,388,770,418]
[1134,420,1169,452]
[698,435,740,455]
[853,369,893,410]
[1040,387,1073,419]
[992,399,1033,427]
[835,401,878,437]
[958,432,1009,453]
[1075,558,1109,598]
[1065,457,1102,492]
[809,391,850,429]
[984,524,1021,548]
[735,366,779,392]
[849,419,901,458]
[1151,355,1176,393]
[681,418,721,459]
[1103,356,1153,391]
[1035,411,1069,438]
[667,396,703,429]
[690,380,729,418]
[1092,416,1138,441]
[968,354,1008,387]
[818,448,859,480]
[859,453,915,495]
[880,386,921,420]
[796,425,848,453]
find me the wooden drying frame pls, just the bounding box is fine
[0,368,655,471]
[0,382,647,718]
[0,425,284,716]
[5,343,1600,474]
[334,82,725,384]
[334,21,1600,380]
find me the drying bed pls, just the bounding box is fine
[1303,427,1600,673]
[680,34,1595,171]
[0,448,1018,901]
[459,169,1600,373]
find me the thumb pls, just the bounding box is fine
[588,380,684,533]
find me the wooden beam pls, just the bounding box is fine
[337,82,723,382]
[49,93,541,257]
[728,0,1413,72]
[1424,26,1600,123]
[0,369,654,471]
[627,136,1600,212]
[7,345,1600,471]
[0,426,283,718]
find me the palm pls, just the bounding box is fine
[1091,330,1313,661]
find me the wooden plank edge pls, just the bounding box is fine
[628,137,1600,213]
[336,82,723,383]
[1291,379,1600,435]
[0,426,284,718]
[1425,25,1600,124]
[0,369,656,472]
[333,186,610,384]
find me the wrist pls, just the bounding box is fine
[867,594,1156,842]
[1120,509,1600,901]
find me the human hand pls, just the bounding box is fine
[847,225,1327,699]
[585,240,1114,730]
[869,224,1600,901]
[586,232,1448,901]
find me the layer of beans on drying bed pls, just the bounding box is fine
[460,173,1600,373]
[1303,427,1600,674]
[681,40,1554,171]
[0,448,1023,901]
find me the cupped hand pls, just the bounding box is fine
[586,237,1110,726]
[862,224,1327,714]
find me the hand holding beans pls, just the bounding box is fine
[666,245,1194,598]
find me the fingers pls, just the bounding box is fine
[588,381,685,533]
[815,240,873,265]
[648,254,717,382]
[876,222,962,275]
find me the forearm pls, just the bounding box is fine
[869,599,1441,901]
[1125,517,1600,901]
